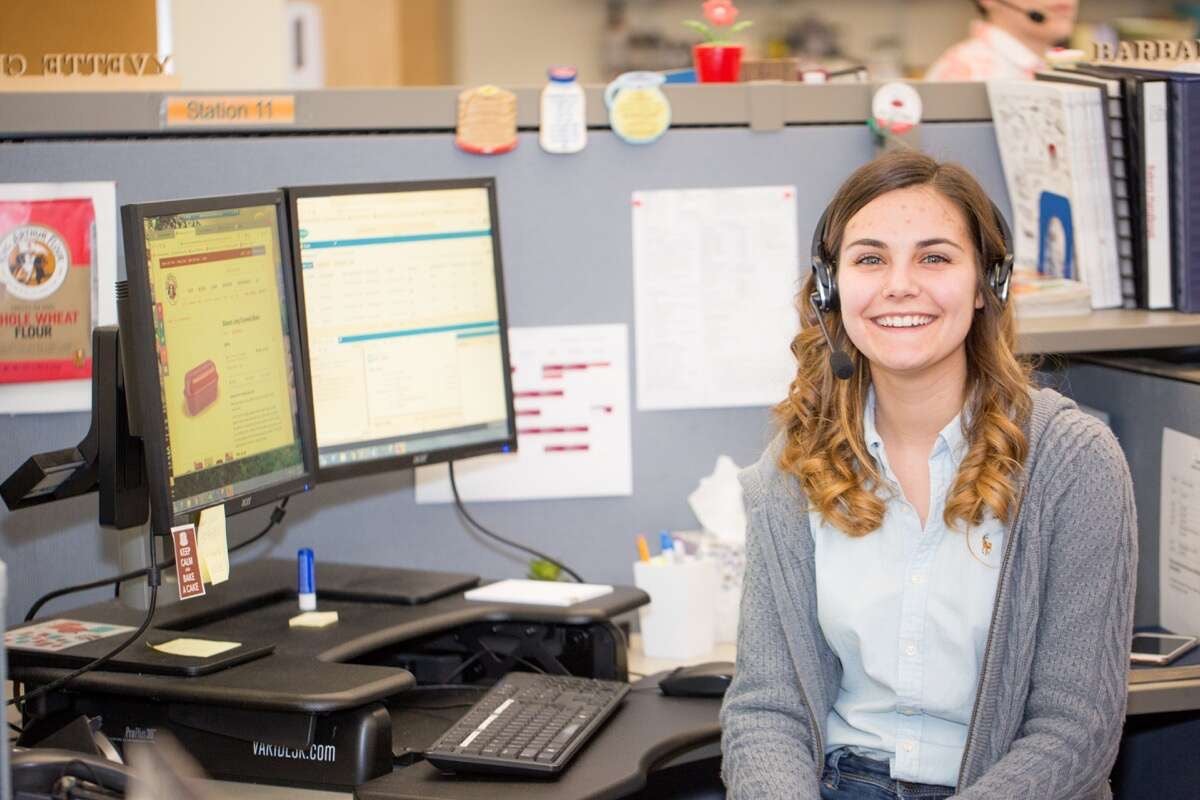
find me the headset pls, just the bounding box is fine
[809,197,1015,314]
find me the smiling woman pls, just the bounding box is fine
[720,149,1137,800]
[782,151,1026,538]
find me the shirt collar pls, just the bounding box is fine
[864,385,969,463]
[970,20,1045,73]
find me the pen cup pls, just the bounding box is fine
[632,559,719,660]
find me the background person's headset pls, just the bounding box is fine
[807,198,1015,380]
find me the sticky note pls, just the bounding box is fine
[289,611,340,628]
[150,638,240,658]
[196,505,229,585]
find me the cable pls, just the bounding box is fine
[447,462,584,583]
[9,585,158,710]
[442,651,486,684]
[511,655,548,675]
[25,497,289,622]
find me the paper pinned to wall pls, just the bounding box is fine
[415,324,631,503]
[0,182,118,414]
[632,185,799,411]
[1161,427,1200,635]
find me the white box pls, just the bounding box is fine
[632,559,719,660]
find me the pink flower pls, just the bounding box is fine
[703,0,738,27]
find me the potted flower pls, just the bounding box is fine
[684,0,753,83]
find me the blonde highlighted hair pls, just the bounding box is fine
[776,150,1032,537]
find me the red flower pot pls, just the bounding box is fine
[693,44,743,83]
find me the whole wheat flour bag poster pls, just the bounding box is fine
[0,197,95,383]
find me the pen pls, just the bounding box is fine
[659,531,681,564]
[298,547,317,611]
[636,535,652,563]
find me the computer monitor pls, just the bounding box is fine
[121,192,317,536]
[285,179,516,481]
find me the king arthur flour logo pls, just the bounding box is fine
[1,224,71,301]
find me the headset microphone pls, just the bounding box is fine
[809,293,855,380]
[990,0,1046,23]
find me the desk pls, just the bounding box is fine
[192,635,726,800]
[9,565,725,799]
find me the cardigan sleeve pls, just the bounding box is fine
[953,416,1137,799]
[719,461,824,800]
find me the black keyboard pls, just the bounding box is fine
[423,672,629,776]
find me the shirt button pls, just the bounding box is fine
[904,643,918,657]
[902,741,915,753]
[911,573,925,584]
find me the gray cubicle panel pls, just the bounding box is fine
[1050,359,1200,629]
[0,88,1010,626]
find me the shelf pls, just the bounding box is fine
[1016,309,1200,354]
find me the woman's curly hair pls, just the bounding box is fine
[776,150,1032,537]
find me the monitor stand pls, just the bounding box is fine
[3,325,168,612]
[117,523,178,611]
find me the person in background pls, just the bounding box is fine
[925,0,1078,80]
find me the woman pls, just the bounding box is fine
[925,0,1078,82]
[720,150,1135,800]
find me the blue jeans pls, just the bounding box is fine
[819,748,955,800]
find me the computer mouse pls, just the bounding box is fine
[658,661,736,697]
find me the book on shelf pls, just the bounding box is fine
[1050,62,1173,309]
[1010,269,1093,319]
[1036,67,1139,309]
[1068,61,1200,313]
[987,79,1123,310]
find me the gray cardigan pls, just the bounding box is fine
[720,388,1137,799]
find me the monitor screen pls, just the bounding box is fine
[286,179,516,480]
[122,193,315,533]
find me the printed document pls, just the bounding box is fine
[416,324,631,503]
[632,185,799,410]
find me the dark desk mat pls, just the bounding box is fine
[358,674,721,800]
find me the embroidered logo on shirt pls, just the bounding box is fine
[967,525,1004,568]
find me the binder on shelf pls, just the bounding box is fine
[1056,63,1172,309]
[987,80,1123,310]
[1075,62,1200,312]
[1037,67,1140,308]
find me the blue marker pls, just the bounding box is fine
[659,531,681,564]
[298,548,316,611]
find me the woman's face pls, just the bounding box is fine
[835,186,982,380]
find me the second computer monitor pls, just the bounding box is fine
[286,179,516,481]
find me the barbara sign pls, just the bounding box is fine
[1093,40,1200,62]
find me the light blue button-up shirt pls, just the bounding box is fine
[809,389,1005,787]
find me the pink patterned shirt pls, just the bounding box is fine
[925,21,1045,81]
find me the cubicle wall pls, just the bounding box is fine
[1047,361,1200,628]
[0,84,1148,630]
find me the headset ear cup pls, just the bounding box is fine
[992,253,1014,305]
[988,200,1015,307]
[812,257,838,313]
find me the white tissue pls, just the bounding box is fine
[687,455,746,545]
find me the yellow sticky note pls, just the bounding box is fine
[196,505,229,585]
[289,611,340,628]
[150,638,240,658]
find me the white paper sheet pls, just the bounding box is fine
[1161,427,1200,635]
[0,182,119,414]
[632,185,799,411]
[415,324,631,503]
